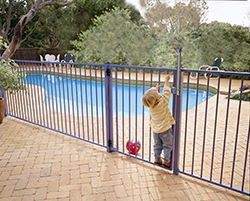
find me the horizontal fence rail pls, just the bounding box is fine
[2,59,250,196]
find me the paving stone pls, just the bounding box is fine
[34,187,47,200]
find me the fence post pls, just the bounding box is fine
[105,62,113,153]
[172,46,183,175]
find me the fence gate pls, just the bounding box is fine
[103,62,179,171]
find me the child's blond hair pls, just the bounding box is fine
[142,88,158,108]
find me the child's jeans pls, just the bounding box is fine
[153,128,173,162]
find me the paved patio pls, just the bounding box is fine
[1,65,250,200]
[0,115,249,200]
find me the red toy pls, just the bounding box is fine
[126,139,141,155]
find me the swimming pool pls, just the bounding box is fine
[24,74,214,117]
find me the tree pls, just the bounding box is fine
[0,0,76,59]
[139,0,208,33]
[189,22,250,72]
[54,0,142,52]
[152,32,199,69]
[0,0,142,55]
[71,7,156,66]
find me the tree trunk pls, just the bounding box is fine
[1,0,76,59]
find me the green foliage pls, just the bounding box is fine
[71,7,156,66]
[0,61,26,93]
[0,38,26,93]
[189,23,250,72]
[39,0,142,51]
[2,0,142,51]
[142,0,208,33]
[38,48,46,57]
[229,93,250,101]
[152,32,199,69]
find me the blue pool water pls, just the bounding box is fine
[24,74,214,117]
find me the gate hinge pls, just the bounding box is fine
[106,69,111,76]
[108,140,112,147]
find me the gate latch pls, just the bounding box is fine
[172,87,180,95]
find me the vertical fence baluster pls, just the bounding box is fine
[135,69,138,156]
[128,68,131,154]
[37,64,43,125]
[148,70,153,162]
[182,72,191,172]
[84,65,90,140]
[12,63,20,116]
[101,66,105,145]
[230,76,244,187]
[58,64,63,132]
[21,62,27,120]
[105,63,113,152]
[13,65,19,118]
[220,75,232,184]
[10,65,16,117]
[34,63,39,124]
[115,67,118,150]
[34,64,39,123]
[45,64,52,128]
[75,65,80,137]
[242,122,249,192]
[66,68,72,134]
[53,63,59,130]
[42,64,48,127]
[182,72,190,172]
[89,66,95,141]
[94,67,99,142]
[49,64,56,129]
[79,66,85,139]
[200,76,210,177]
[62,66,67,133]
[191,73,199,175]
[122,68,125,152]
[70,67,76,136]
[17,64,24,119]
[142,70,145,159]
[210,75,221,181]
[29,63,35,123]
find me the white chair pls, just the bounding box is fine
[191,58,224,79]
[39,55,44,61]
[45,54,56,62]
[55,54,60,62]
[44,54,56,68]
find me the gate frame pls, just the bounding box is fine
[172,45,183,175]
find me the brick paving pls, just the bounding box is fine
[0,116,249,200]
[1,66,250,200]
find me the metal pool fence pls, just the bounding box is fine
[1,49,250,196]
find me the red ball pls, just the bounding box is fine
[126,139,141,155]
